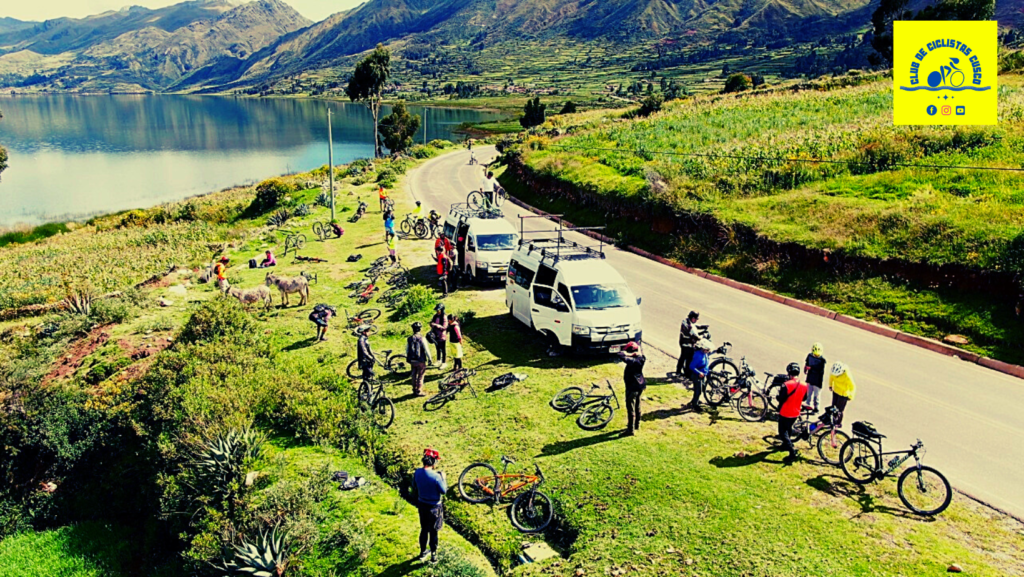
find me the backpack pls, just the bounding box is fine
[248,258,258,269]
[773,375,789,404]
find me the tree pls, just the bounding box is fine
[635,94,664,117]
[871,0,994,66]
[559,101,578,114]
[520,97,546,129]
[346,44,391,158]
[378,103,421,154]
[722,73,752,93]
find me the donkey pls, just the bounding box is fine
[265,272,309,307]
[224,285,273,311]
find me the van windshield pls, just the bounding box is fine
[571,283,634,310]
[476,234,518,251]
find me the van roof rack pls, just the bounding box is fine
[448,203,503,222]
[518,215,606,263]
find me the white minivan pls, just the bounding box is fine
[442,205,520,283]
[506,237,642,354]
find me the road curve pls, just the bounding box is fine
[408,146,1024,520]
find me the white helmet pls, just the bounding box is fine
[698,339,715,351]
[831,362,847,376]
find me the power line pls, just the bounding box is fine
[547,144,1024,173]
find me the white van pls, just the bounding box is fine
[505,236,642,354]
[442,205,520,283]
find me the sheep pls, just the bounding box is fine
[224,285,273,311]
[265,272,309,307]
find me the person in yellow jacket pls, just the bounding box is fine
[828,361,856,427]
[213,255,230,291]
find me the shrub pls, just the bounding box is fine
[249,179,291,215]
[723,73,752,93]
[850,136,918,174]
[393,285,437,320]
[560,101,578,114]
[177,298,261,346]
[634,94,664,118]
[118,210,151,229]
[520,97,546,128]
[89,297,134,325]
[376,168,397,188]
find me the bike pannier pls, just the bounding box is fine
[852,421,880,438]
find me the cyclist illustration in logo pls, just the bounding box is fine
[927,57,965,88]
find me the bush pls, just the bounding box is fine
[630,94,664,118]
[723,73,752,93]
[520,97,547,128]
[89,297,134,325]
[560,101,578,115]
[177,298,262,346]
[393,285,437,320]
[376,168,397,188]
[850,136,918,174]
[249,179,291,215]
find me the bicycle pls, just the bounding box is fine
[695,325,739,384]
[423,368,478,411]
[811,406,850,466]
[350,280,380,305]
[347,348,410,380]
[702,357,768,422]
[312,221,342,241]
[300,271,318,285]
[550,379,620,430]
[344,308,381,334]
[458,456,554,533]
[399,213,428,238]
[380,288,408,308]
[348,200,368,223]
[838,422,951,516]
[356,378,395,429]
[283,234,306,256]
[467,186,506,211]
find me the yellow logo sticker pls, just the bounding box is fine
[893,20,997,125]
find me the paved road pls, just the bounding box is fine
[408,146,1024,519]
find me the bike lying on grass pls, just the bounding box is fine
[550,380,620,430]
[423,369,478,411]
[839,422,951,516]
[458,456,554,532]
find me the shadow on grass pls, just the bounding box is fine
[464,311,610,370]
[805,474,932,520]
[538,430,623,457]
[282,337,320,352]
[709,450,775,468]
[377,558,419,577]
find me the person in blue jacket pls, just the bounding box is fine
[686,339,714,413]
[413,448,447,564]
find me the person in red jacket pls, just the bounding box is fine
[776,362,808,463]
[436,250,452,297]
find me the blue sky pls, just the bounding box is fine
[2,0,364,23]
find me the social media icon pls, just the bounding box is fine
[956,105,966,115]
[927,105,938,116]
[941,105,952,115]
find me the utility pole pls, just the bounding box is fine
[423,106,428,145]
[327,107,335,222]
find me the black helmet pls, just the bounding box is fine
[786,362,801,377]
[416,201,422,206]
[435,303,445,311]
[688,310,700,320]
[412,321,423,332]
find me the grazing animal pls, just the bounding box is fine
[265,273,309,307]
[225,285,273,311]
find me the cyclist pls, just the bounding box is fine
[378,185,389,212]
[356,325,376,381]
[776,362,808,463]
[481,171,498,209]
[469,150,477,165]
[447,313,464,371]
[828,361,856,427]
[803,342,826,412]
[434,234,452,259]
[429,304,448,370]
[412,201,424,223]
[413,448,447,565]
[618,341,646,436]
[309,304,335,342]
[406,322,432,396]
[675,310,701,380]
[384,209,395,240]
[386,232,398,265]
[685,339,713,413]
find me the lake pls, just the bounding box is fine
[0,95,503,227]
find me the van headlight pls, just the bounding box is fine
[478,262,489,269]
[572,325,591,336]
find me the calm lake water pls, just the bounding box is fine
[0,95,503,227]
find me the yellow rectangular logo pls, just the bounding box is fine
[893,20,997,125]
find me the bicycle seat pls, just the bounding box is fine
[381,349,392,355]
[501,456,515,465]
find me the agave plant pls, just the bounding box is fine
[266,208,292,227]
[314,190,334,208]
[191,428,265,499]
[293,203,311,218]
[62,288,94,316]
[221,526,289,577]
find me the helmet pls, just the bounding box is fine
[831,362,847,376]
[786,362,801,377]
[811,342,823,357]
[435,303,445,311]
[411,321,423,332]
[219,255,229,262]
[688,310,700,320]
[355,324,370,335]
[416,201,422,206]
[698,339,714,351]
[623,341,639,353]
[423,448,439,460]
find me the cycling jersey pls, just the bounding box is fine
[829,371,857,401]
[779,378,808,419]
[214,262,226,281]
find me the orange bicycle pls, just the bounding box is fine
[458,456,554,532]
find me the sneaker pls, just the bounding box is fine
[439,363,447,370]
[417,551,429,563]
[430,553,438,565]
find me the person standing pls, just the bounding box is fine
[436,250,452,298]
[378,185,389,212]
[803,342,826,412]
[413,448,446,565]
[776,362,808,463]
[406,322,432,396]
[386,232,398,265]
[214,255,230,291]
[429,304,448,369]
[685,339,713,413]
[676,310,701,379]
[356,325,376,381]
[828,361,857,427]
[384,210,396,241]
[447,314,464,371]
[481,171,497,208]
[619,341,646,436]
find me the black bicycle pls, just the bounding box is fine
[702,357,769,422]
[458,456,553,533]
[696,326,740,384]
[312,221,342,241]
[550,380,620,430]
[347,349,410,380]
[468,187,507,211]
[839,422,952,516]
[356,378,395,429]
[283,233,306,256]
[423,369,478,411]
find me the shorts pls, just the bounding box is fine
[452,343,463,359]
[389,249,396,257]
[386,225,395,235]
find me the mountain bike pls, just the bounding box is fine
[380,288,407,308]
[458,456,554,533]
[762,371,788,413]
[423,368,478,411]
[347,349,410,380]
[348,200,368,223]
[283,233,305,256]
[811,406,850,466]
[839,422,951,516]
[351,281,379,305]
[400,213,428,238]
[344,308,381,336]
[467,186,506,211]
[312,221,342,241]
[299,271,318,285]
[694,325,739,384]
[702,357,768,422]
[356,378,395,429]
[550,379,620,430]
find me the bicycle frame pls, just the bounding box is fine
[566,381,619,414]
[859,437,925,479]
[487,459,544,501]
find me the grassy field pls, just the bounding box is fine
[3,146,1024,576]
[0,523,138,577]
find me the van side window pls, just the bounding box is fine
[533,286,554,308]
[467,236,476,251]
[536,264,558,287]
[443,223,456,240]
[510,259,534,288]
[557,284,573,308]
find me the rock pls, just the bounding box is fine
[733,451,747,458]
[947,564,963,573]
[245,471,260,487]
[158,298,173,307]
[168,285,188,297]
[666,546,675,554]
[575,569,585,576]
[943,335,970,346]
[684,558,694,566]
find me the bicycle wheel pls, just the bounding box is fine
[765,383,783,413]
[357,309,381,322]
[702,375,729,407]
[467,191,485,210]
[357,380,371,405]
[347,359,361,380]
[423,386,458,411]
[839,439,880,485]
[312,222,324,240]
[709,358,739,384]
[458,463,499,503]
[898,465,952,516]
[735,390,768,422]
[816,429,850,466]
[510,490,554,533]
[577,403,614,430]
[550,387,584,413]
[372,397,395,428]
[414,221,428,238]
[386,354,410,377]
[494,188,507,207]
[353,325,378,338]
[400,219,412,235]
[295,235,306,250]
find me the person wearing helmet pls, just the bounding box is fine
[308,304,335,342]
[828,361,856,427]
[685,338,714,412]
[214,255,230,291]
[413,448,447,565]
[618,341,647,436]
[406,321,432,396]
[776,362,808,463]
[675,311,701,380]
[803,342,827,412]
[429,304,448,369]
[413,201,424,222]
[356,324,377,381]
